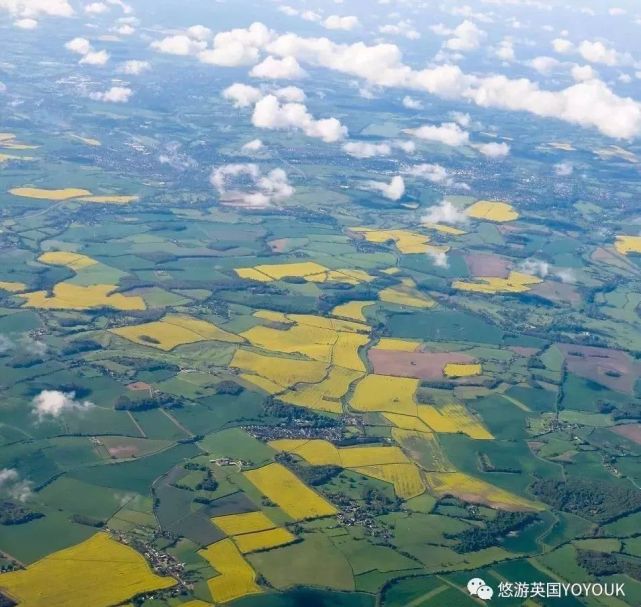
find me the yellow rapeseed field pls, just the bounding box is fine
[350,374,419,416]
[77,195,138,204]
[111,314,242,351]
[244,463,337,521]
[212,511,276,536]
[417,404,493,440]
[199,539,262,604]
[423,222,466,236]
[443,363,482,378]
[0,281,27,292]
[375,338,420,351]
[240,374,284,395]
[453,271,542,294]
[39,251,97,271]
[331,300,374,322]
[235,262,374,285]
[280,367,364,414]
[233,528,297,554]
[379,279,435,309]
[350,228,433,254]
[383,413,432,432]
[466,200,519,222]
[0,532,175,607]
[9,187,92,200]
[614,235,641,255]
[352,463,426,499]
[426,472,543,511]
[231,349,328,388]
[21,283,146,311]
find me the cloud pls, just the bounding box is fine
[519,258,549,278]
[427,249,449,268]
[406,122,469,146]
[0,335,14,353]
[274,86,305,102]
[0,0,73,17]
[198,22,273,67]
[343,141,391,158]
[222,83,262,108]
[555,268,576,283]
[85,2,108,14]
[187,24,212,41]
[405,163,450,184]
[552,38,574,54]
[529,56,561,74]
[379,20,420,40]
[65,37,92,55]
[119,59,150,75]
[89,86,132,102]
[151,34,206,56]
[422,199,469,225]
[250,55,307,80]
[241,138,264,153]
[0,468,32,502]
[555,161,573,176]
[14,17,37,28]
[158,142,197,170]
[444,20,486,52]
[251,95,347,142]
[323,15,359,31]
[364,175,405,200]
[32,390,93,421]
[402,96,423,109]
[578,40,625,66]
[80,49,110,66]
[210,163,294,207]
[477,141,510,158]
[495,38,515,61]
[151,22,641,139]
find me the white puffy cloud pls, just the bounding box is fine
[379,20,420,40]
[495,38,515,61]
[119,59,150,75]
[0,0,73,17]
[187,24,212,41]
[323,15,359,31]
[0,468,32,502]
[65,36,92,55]
[402,96,423,109]
[252,95,347,142]
[198,22,273,67]
[450,111,471,127]
[552,38,574,54]
[274,86,305,102]
[519,258,549,278]
[342,141,391,158]
[114,23,134,35]
[250,55,307,80]
[89,86,132,102]
[210,163,294,207]
[365,175,405,200]
[609,7,626,16]
[555,161,573,176]
[14,17,37,28]
[427,249,449,268]
[151,34,206,56]
[406,122,469,146]
[222,83,262,108]
[422,199,469,225]
[405,163,450,184]
[529,56,561,74]
[394,140,416,154]
[571,64,598,82]
[444,20,486,52]
[80,49,110,66]
[477,141,510,158]
[578,40,625,66]
[32,390,93,421]
[85,2,108,14]
[241,138,264,153]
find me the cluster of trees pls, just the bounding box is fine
[477,452,521,474]
[276,453,341,487]
[446,511,538,553]
[264,398,340,429]
[115,393,178,412]
[530,478,641,523]
[577,550,641,581]
[0,501,44,526]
